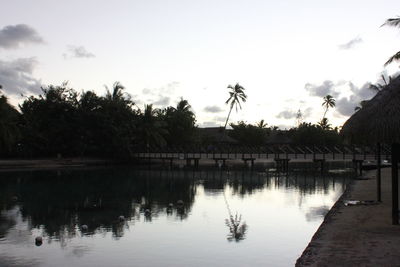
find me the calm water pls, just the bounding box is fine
[0,166,352,267]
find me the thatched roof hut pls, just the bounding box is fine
[196,127,239,144]
[342,75,400,144]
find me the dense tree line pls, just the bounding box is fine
[0,82,345,158]
[228,120,342,147]
[0,82,196,158]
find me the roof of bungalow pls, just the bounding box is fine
[342,74,400,144]
[196,127,239,144]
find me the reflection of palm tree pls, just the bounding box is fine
[225,213,247,242]
[223,190,247,242]
[224,83,247,129]
[382,17,400,66]
[321,95,335,121]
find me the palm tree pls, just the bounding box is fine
[382,17,400,66]
[321,95,335,120]
[318,118,332,131]
[256,119,267,129]
[139,104,167,149]
[224,83,247,129]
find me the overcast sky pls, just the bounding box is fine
[1,0,400,128]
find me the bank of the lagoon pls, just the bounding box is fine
[0,158,122,171]
[296,168,400,266]
[0,165,352,266]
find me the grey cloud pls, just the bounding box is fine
[141,81,180,107]
[303,107,313,118]
[204,105,223,113]
[304,80,340,98]
[142,81,180,96]
[0,57,42,95]
[338,37,363,50]
[276,110,297,119]
[142,88,152,94]
[277,107,313,120]
[0,24,44,49]
[63,45,95,59]
[335,82,374,116]
[152,96,170,107]
[214,116,226,123]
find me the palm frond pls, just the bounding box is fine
[384,51,400,66]
[382,17,400,27]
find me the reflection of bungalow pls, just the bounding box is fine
[265,131,292,144]
[196,127,239,145]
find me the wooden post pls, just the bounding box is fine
[377,143,381,202]
[392,143,399,225]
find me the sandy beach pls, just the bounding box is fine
[296,167,400,266]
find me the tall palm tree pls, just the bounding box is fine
[382,16,400,66]
[224,83,247,129]
[321,95,335,120]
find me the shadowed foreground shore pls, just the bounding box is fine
[296,168,400,266]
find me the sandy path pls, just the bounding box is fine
[296,168,400,266]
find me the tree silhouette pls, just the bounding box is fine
[224,83,247,129]
[321,95,335,121]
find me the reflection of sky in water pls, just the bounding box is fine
[0,168,351,267]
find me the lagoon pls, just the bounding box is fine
[0,165,352,267]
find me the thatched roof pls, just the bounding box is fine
[342,75,400,144]
[197,127,239,144]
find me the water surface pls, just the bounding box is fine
[0,166,352,266]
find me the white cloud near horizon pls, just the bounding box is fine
[0,57,42,95]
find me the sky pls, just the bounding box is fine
[1,0,400,128]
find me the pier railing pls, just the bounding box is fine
[131,144,391,162]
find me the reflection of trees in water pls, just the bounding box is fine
[0,167,352,244]
[0,168,197,240]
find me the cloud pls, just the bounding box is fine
[204,105,223,113]
[276,110,297,119]
[335,82,374,116]
[0,24,44,49]
[276,107,313,120]
[63,45,95,59]
[304,80,341,98]
[142,81,180,107]
[0,57,42,95]
[338,37,363,50]
[152,96,170,107]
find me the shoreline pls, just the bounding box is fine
[296,167,400,266]
[0,158,122,171]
